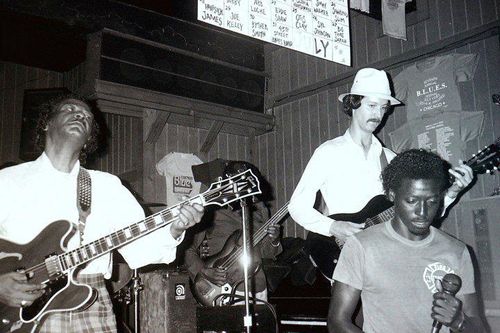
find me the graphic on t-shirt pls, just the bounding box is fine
[156,152,203,206]
[394,53,478,121]
[172,175,194,194]
[423,262,455,293]
[389,111,484,166]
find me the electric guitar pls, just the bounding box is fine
[308,138,500,279]
[0,169,261,333]
[192,202,289,306]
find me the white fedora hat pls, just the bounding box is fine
[338,68,401,105]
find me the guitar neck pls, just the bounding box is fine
[365,207,395,228]
[58,190,213,272]
[219,202,289,270]
[251,202,289,246]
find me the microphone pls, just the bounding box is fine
[431,273,462,333]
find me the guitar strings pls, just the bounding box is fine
[217,202,289,269]
[21,175,254,279]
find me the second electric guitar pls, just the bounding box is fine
[308,138,500,279]
[192,203,289,306]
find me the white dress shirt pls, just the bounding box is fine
[289,130,396,236]
[0,153,182,278]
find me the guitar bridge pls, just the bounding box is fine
[45,254,63,278]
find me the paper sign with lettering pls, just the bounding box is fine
[198,0,351,66]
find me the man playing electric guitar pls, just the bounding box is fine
[184,160,282,305]
[289,68,474,281]
[0,94,204,332]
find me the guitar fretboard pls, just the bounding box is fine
[54,170,260,273]
[219,202,289,270]
[365,207,395,228]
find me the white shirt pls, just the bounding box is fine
[289,130,396,236]
[0,153,182,277]
[156,152,203,206]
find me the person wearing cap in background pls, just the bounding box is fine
[288,68,474,283]
[184,160,282,305]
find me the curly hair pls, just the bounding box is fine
[35,93,100,164]
[341,94,364,116]
[381,149,452,195]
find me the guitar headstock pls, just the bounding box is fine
[204,169,262,207]
[466,137,500,175]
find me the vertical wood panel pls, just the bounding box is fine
[437,0,454,39]
[263,5,499,238]
[452,0,468,34]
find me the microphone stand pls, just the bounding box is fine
[131,269,143,333]
[240,198,253,333]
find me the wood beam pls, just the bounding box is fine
[200,121,224,153]
[145,111,170,144]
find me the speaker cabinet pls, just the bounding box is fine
[196,304,276,333]
[139,268,197,333]
[19,88,70,161]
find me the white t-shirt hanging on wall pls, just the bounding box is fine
[156,152,203,206]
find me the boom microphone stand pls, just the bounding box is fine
[239,198,253,333]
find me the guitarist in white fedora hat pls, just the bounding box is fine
[288,68,474,283]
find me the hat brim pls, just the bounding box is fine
[338,92,402,105]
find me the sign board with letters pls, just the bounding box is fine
[198,0,351,66]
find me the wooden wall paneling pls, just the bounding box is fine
[465,0,482,29]
[189,127,200,156]
[306,56,316,86]
[218,132,229,161]
[309,95,321,153]
[294,100,309,238]
[355,15,368,67]
[326,89,337,139]
[281,106,294,237]
[297,53,308,91]
[326,56,337,80]
[388,30,403,59]
[482,35,500,139]
[403,24,416,54]
[437,0,454,39]
[316,58,327,82]
[414,10,429,48]
[273,105,286,219]
[377,34,391,62]
[298,99,310,164]
[469,40,493,199]
[452,0,468,34]
[425,0,440,44]
[366,16,380,64]
[318,91,330,143]
[266,130,277,209]
[227,130,238,163]
[480,0,498,24]
[289,50,299,92]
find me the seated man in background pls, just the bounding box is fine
[328,149,485,333]
[184,160,282,305]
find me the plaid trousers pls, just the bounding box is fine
[37,274,117,333]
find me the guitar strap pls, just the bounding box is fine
[77,167,92,243]
[379,148,388,170]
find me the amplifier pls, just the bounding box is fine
[196,304,276,333]
[139,268,197,333]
